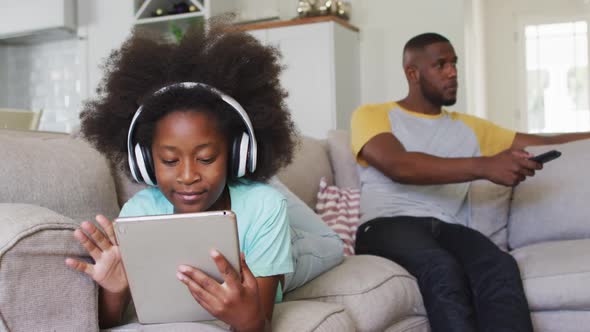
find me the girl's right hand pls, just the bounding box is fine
[65,214,129,294]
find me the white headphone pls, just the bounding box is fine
[127,82,258,186]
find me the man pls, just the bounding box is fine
[351,32,590,332]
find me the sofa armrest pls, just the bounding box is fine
[0,204,98,332]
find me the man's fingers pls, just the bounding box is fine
[96,214,117,245]
[511,149,533,159]
[65,257,94,276]
[81,221,111,252]
[74,228,102,261]
[210,249,240,288]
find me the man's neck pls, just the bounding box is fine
[397,95,442,115]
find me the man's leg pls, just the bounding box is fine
[436,221,533,332]
[355,217,477,332]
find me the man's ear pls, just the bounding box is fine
[405,65,420,84]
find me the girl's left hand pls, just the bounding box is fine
[177,251,266,332]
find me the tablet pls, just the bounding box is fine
[114,210,241,324]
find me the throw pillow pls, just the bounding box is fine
[315,177,361,255]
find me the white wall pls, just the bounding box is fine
[77,0,135,99]
[483,0,590,131]
[237,0,467,112]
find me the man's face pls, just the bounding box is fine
[417,42,458,106]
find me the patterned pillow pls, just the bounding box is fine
[315,177,361,255]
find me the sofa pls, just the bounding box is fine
[1,128,589,332]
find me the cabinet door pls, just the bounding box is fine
[267,22,334,139]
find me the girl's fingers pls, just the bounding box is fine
[65,257,94,276]
[73,228,102,261]
[95,214,117,245]
[210,249,240,288]
[177,271,221,311]
[177,265,224,295]
[81,221,111,251]
[240,253,258,290]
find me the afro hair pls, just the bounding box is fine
[79,18,298,184]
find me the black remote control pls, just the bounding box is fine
[529,150,562,164]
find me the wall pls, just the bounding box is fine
[483,0,590,131]
[0,0,134,132]
[1,39,84,132]
[237,0,468,113]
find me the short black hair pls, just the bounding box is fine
[79,18,297,184]
[403,33,450,53]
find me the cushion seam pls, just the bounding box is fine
[310,306,348,331]
[523,270,590,280]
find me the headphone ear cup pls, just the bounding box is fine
[231,132,249,178]
[140,145,156,185]
[134,143,156,186]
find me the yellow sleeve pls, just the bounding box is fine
[350,103,394,166]
[453,113,516,156]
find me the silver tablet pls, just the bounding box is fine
[114,210,241,324]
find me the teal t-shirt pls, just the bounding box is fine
[119,181,294,302]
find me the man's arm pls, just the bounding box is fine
[360,133,541,187]
[512,132,590,150]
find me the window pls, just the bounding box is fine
[524,21,590,133]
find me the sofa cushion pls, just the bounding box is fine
[0,133,120,221]
[284,255,425,332]
[509,139,590,249]
[0,204,98,332]
[531,311,590,332]
[327,130,360,189]
[511,239,590,311]
[468,180,511,250]
[272,300,355,332]
[277,136,334,209]
[384,316,430,332]
[106,301,354,332]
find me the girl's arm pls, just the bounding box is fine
[255,275,281,323]
[99,287,131,328]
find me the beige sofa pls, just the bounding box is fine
[1,128,589,332]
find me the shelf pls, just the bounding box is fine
[234,16,359,33]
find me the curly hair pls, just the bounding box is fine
[79,18,297,183]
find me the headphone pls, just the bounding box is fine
[127,82,258,186]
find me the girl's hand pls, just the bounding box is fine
[65,214,129,294]
[177,251,266,332]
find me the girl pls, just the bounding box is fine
[65,21,343,331]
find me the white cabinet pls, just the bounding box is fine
[242,17,360,139]
[0,0,76,41]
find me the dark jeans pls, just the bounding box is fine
[355,216,533,332]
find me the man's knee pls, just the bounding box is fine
[415,251,466,285]
[473,250,521,279]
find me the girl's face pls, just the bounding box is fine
[152,110,230,213]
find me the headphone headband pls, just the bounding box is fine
[127,82,258,184]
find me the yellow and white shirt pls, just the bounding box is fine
[351,102,515,225]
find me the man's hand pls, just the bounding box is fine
[480,149,542,186]
[65,214,129,294]
[177,251,266,332]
